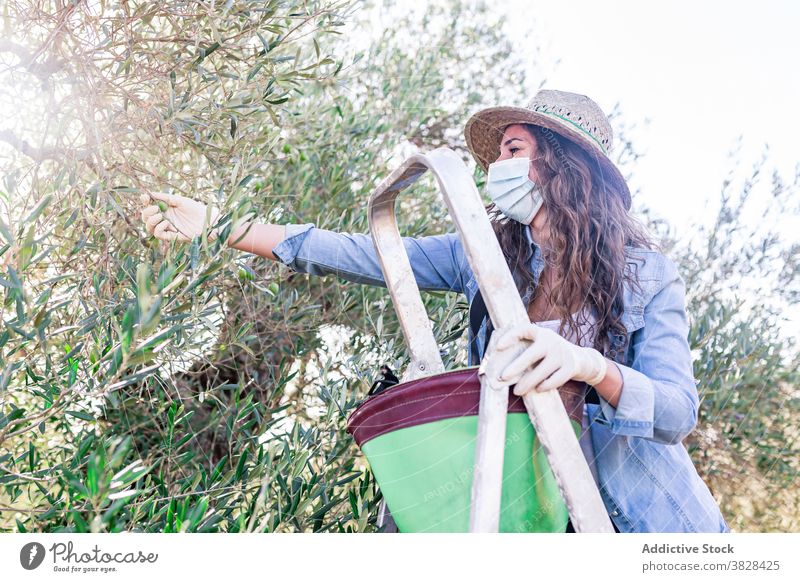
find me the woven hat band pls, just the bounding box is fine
[530,108,608,155]
[527,91,614,156]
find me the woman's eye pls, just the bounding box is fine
[510,147,519,154]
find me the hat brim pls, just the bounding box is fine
[464,106,631,210]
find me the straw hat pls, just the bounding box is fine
[464,89,631,210]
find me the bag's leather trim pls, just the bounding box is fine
[347,366,586,445]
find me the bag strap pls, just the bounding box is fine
[468,290,493,365]
[468,289,600,405]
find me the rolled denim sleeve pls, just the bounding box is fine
[272,222,466,293]
[596,256,699,445]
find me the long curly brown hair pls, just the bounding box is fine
[486,123,658,363]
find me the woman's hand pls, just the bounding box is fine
[491,323,608,396]
[140,192,220,243]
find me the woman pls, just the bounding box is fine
[140,89,730,533]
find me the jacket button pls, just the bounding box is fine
[611,509,620,517]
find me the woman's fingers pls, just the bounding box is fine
[154,220,183,241]
[500,339,548,382]
[152,220,171,239]
[512,357,560,396]
[141,204,158,221]
[149,191,178,206]
[535,366,573,393]
[141,195,186,241]
[495,323,540,351]
[145,211,163,232]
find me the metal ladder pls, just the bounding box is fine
[366,147,614,533]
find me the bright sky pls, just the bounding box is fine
[500,0,799,338]
[504,0,799,235]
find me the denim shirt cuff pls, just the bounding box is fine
[595,362,655,438]
[272,223,315,266]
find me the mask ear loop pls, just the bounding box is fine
[522,155,545,184]
[525,156,548,227]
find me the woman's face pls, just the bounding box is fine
[495,124,549,234]
[495,124,540,182]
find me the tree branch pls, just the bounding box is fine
[0,129,88,162]
[0,39,66,81]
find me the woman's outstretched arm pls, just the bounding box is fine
[141,193,468,292]
[226,221,286,262]
[267,222,468,293]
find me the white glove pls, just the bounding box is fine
[140,192,220,243]
[140,192,255,245]
[487,322,608,396]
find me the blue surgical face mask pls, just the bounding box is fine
[486,156,543,224]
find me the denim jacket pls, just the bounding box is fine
[272,222,731,533]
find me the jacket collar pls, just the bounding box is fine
[522,224,545,288]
